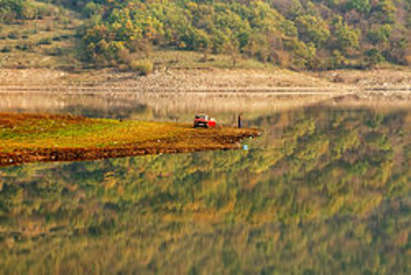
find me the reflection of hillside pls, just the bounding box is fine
[0,93,334,120]
[0,107,409,273]
[0,94,148,119]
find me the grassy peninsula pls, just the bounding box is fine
[0,113,259,166]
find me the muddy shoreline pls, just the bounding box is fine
[0,133,257,167]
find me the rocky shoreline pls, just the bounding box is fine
[0,67,409,93]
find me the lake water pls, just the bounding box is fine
[0,93,410,274]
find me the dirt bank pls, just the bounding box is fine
[0,67,409,93]
[315,68,411,90]
[0,68,346,92]
[0,135,256,167]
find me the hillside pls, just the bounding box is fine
[0,0,410,73]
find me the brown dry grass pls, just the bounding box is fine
[0,2,82,70]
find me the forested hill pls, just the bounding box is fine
[1,0,410,71]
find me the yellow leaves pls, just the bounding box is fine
[296,137,329,161]
[125,20,133,31]
[183,202,202,212]
[186,2,198,11]
[104,172,117,189]
[351,193,383,217]
[328,196,343,216]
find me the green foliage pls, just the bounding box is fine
[345,0,371,14]
[0,0,38,22]
[296,15,330,46]
[0,0,24,22]
[1,0,409,69]
[82,1,102,18]
[333,17,361,54]
[365,48,385,66]
[329,49,347,68]
[372,0,397,24]
[367,24,392,45]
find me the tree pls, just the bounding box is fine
[365,48,385,67]
[372,0,397,24]
[295,15,330,47]
[367,24,392,45]
[0,0,25,22]
[345,0,371,14]
[333,17,361,55]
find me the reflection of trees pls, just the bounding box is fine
[0,107,409,274]
[0,93,333,122]
[0,94,149,119]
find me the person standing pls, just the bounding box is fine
[238,114,242,128]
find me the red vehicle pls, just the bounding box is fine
[193,114,216,128]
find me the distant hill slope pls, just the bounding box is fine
[1,0,410,71]
[0,0,83,69]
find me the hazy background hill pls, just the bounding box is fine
[0,0,409,73]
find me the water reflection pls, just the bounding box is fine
[0,92,336,121]
[0,93,410,274]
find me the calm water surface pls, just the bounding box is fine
[0,93,410,274]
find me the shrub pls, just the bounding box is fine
[15,41,34,51]
[36,5,50,19]
[1,45,12,52]
[37,37,52,45]
[117,48,131,64]
[83,2,102,18]
[45,24,53,32]
[46,47,64,56]
[128,59,154,76]
[7,32,19,39]
[117,63,129,72]
[21,1,37,20]
[365,48,385,66]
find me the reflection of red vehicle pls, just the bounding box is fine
[194,114,216,128]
